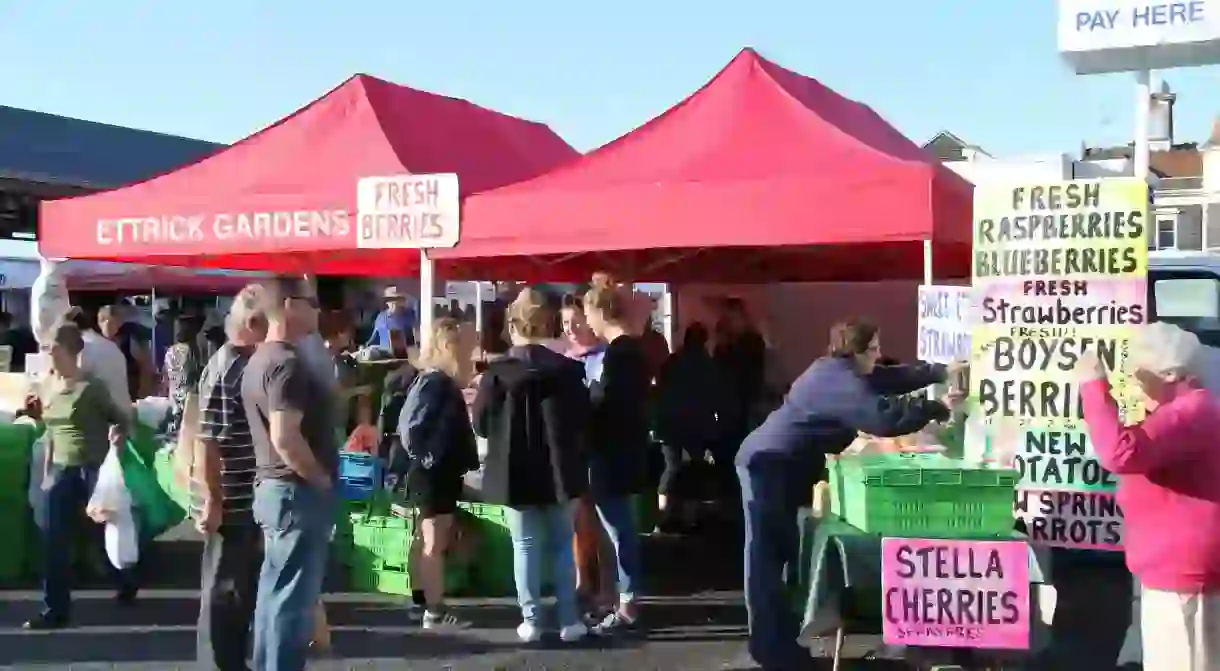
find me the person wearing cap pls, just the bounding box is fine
[365,285,418,351]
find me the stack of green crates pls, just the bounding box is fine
[458,502,514,595]
[0,422,37,583]
[333,494,468,596]
[827,452,1016,538]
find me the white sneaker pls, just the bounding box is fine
[517,621,542,643]
[559,622,588,642]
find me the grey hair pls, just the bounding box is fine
[225,283,268,341]
[1130,321,1203,377]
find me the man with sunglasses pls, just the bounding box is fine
[241,277,337,671]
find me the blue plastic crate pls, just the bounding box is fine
[337,452,383,502]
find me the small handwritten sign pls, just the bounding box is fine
[917,286,971,364]
[356,173,460,249]
[881,538,1029,650]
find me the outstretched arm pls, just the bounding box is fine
[867,362,947,396]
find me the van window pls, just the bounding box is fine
[1150,273,1220,345]
[1154,277,1220,319]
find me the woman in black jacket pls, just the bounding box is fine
[581,279,652,634]
[397,317,480,630]
[472,288,592,644]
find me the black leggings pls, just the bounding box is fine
[658,440,713,497]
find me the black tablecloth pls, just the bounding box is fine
[796,511,1053,661]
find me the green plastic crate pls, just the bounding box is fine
[456,502,514,595]
[338,508,470,596]
[828,452,1016,538]
[349,514,411,568]
[347,556,468,596]
[0,516,29,583]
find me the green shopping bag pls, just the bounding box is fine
[127,421,159,464]
[117,439,185,539]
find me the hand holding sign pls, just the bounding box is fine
[1074,351,1106,382]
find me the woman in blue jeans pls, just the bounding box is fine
[473,288,593,643]
[581,278,653,634]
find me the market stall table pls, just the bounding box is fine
[796,512,1053,668]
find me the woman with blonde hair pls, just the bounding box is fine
[1079,321,1220,670]
[395,317,480,630]
[473,287,592,643]
[582,278,652,634]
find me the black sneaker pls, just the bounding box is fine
[22,613,67,631]
[591,611,638,636]
[115,585,138,607]
[581,604,614,627]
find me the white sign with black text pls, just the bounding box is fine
[355,173,460,249]
[917,286,972,364]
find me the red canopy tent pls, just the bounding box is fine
[433,48,973,283]
[38,75,577,274]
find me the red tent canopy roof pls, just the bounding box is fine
[39,74,578,275]
[435,48,973,282]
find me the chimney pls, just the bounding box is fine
[1149,80,1176,151]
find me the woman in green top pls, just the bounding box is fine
[25,323,135,631]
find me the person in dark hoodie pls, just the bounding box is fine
[472,287,592,644]
[735,319,958,670]
[395,317,480,630]
[653,322,733,531]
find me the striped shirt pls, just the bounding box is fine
[191,343,257,522]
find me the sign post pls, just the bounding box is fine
[356,173,460,350]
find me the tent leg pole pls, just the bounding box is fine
[922,240,935,398]
[922,240,933,286]
[474,281,484,333]
[419,249,435,351]
[150,287,158,373]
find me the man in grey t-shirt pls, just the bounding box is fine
[240,276,335,671]
[244,340,337,480]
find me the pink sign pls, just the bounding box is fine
[881,538,1030,650]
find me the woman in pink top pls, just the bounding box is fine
[1079,321,1220,670]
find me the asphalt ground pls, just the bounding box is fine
[0,520,1140,670]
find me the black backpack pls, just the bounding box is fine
[377,365,419,465]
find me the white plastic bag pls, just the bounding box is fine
[105,506,140,570]
[88,449,130,514]
[87,449,139,569]
[30,257,70,348]
[23,418,48,529]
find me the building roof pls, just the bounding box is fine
[1081,143,1202,181]
[0,105,223,188]
[922,130,988,162]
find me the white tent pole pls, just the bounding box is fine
[923,239,935,398]
[418,249,435,352]
[474,281,484,333]
[150,287,158,371]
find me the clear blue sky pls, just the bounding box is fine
[6,2,1220,156]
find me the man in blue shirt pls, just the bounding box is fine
[366,285,418,350]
